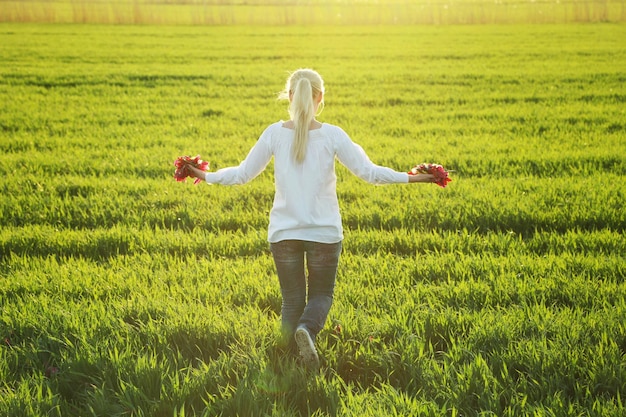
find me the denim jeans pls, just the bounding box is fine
[270,239,342,346]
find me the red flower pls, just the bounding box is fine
[174,155,209,185]
[409,163,452,188]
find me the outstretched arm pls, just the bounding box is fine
[334,129,436,185]
[188,165,208,181]
[188,130,273,185]
[408,173,435,183]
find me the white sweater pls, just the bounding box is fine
[205,122,409,243]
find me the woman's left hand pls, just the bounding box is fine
[408,173,435,183]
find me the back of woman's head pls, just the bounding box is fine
[279,69,325,163]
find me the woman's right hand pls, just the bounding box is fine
[188,166,207,182]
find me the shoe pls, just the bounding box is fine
[295,326,320,370]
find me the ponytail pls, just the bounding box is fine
[279,69,325,164]
[290,78,315,163]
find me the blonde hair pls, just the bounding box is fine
[279,69,324,163]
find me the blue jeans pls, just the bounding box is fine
[270,240,342,346]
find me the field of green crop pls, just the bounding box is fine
[2,0,626,25]
[1,22,625,416]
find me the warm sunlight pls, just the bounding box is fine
[1,0,623,24]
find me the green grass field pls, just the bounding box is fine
[1,22,625,416]
[2,0,626,25]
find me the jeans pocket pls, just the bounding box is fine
[306,241,342,267]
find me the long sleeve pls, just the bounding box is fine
[333,127,409,184]
[205,130,273,185]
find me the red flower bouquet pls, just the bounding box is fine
[174,155,209,185]
[409,163,452,188]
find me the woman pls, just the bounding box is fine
[188,68,435,370]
